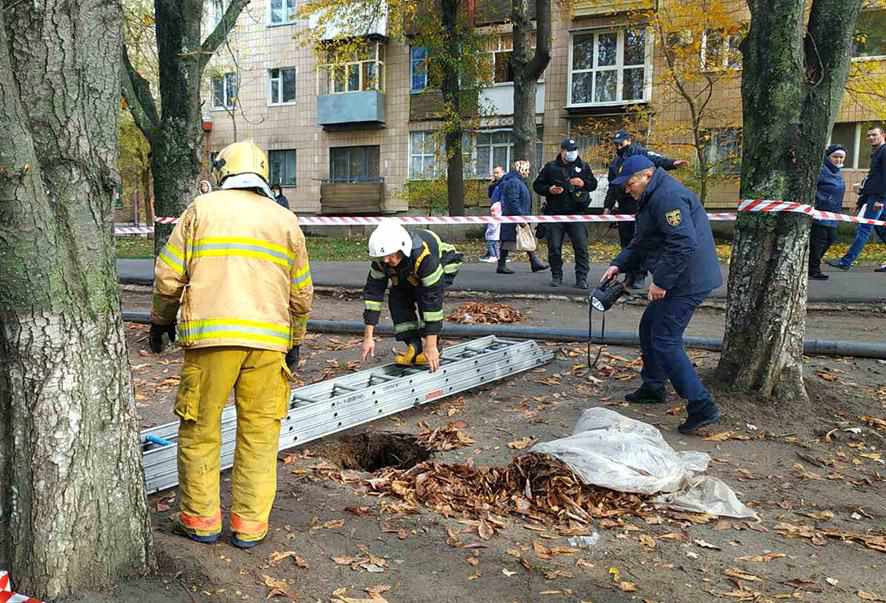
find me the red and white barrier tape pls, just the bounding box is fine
[0,572,43,603]
[114,200,886,235]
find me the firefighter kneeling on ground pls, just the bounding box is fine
[360,221,463,372]
[150,140,313,549]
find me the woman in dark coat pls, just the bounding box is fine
[809,144,847,279]
[497,160,548,274]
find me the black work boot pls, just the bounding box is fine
[625,383,666,404]
[575,277,589,289]
[678,405,721,435]
[550,274,562,287]
[497,250,514,274]
[529,252,549,272]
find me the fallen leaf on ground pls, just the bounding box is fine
[502,568,518,577]
[447,302,523,324]
[736,552,785,563]
[858,592,886,601]
[694,539,722,550]
[704,431,751,442]
[508,437,535,450]
[723,568,762,582]
[268,550,308,568]
[415,420,475,451]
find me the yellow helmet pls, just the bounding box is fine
[212,140,269,184]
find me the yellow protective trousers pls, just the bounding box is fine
[175,346,291,542]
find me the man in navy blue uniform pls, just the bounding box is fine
[601,155,722,434]
[605,129,687,289]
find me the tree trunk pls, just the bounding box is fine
[716,0,863,401]
[441,0,465,216]
[0,2,155,599]
[122,0,252,251]
[511,0,551,165]
[151,0,206,251]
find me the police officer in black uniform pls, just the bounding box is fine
[600,155,722,434]
[533,138,598,289]
[605,129,687,289]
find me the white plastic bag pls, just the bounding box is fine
[531,408,756,519]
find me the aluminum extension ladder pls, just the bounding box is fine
[141,336,554,494]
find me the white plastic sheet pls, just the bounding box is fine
[531,407,757,519]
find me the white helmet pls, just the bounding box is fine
[368,220,412,258]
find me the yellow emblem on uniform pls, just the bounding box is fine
[665,209,682,227]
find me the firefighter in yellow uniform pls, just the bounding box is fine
[150,141,313,549]
[360,221,463,372]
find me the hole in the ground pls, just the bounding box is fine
[334,432,432,472]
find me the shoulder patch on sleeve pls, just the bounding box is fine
[665,208,682,227]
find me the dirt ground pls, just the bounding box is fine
[71,291,886,603]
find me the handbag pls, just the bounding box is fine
[516,223,537,252]
[535,223,547,240]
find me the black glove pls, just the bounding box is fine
[149,323,176,353]
[285,346,300,373]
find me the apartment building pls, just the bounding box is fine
[201,0,886,214]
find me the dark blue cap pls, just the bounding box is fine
[610,155,655,187]
[612,129,631,143]
[560,138,578,151]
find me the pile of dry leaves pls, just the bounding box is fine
[415,420,475,451]
[447,302,523,324]
[363,453,650,538]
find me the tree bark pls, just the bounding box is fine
[716,0,863,401]
[0,1,154,599]
[441,0,466,216]
[122,0,251,251]
[511,0,551,165]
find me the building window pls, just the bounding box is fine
[700,29,743,71]
[704,128,742,175]
[211,72,237,110]
[269,0,297,25]
[853,9,886,58]
[323,42,385,94]
[475,130,514,177]
[269,67,296,105]
[410,47,429,92]
[830,121,883,170]
[330,146,380,182]
[569,29,649,106]
[409,132,439,180]
[269,150,297,186]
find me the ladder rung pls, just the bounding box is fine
[141,336,554,493]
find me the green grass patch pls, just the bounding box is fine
[115,234,886,265]
[115,237,154,258]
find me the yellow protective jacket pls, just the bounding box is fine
[151,189,313,352]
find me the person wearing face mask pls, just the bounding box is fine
[809,145,847,280]
[532,138,598,288]
[600,155,722,435]
[827,125,886,270]
[604,129,688,289]
[496,160,549,274]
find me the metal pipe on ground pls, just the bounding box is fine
[121,311,886,359]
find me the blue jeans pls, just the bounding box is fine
[639,293,714,414]
[840,199,885,266]
[484,240,499,258]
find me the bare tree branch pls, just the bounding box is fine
[200,0,251,68]
[121,44,160,141]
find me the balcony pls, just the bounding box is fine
[573,0,654,17]
[320,180,385,214]
[317,90,385,128]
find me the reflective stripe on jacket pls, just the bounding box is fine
[151,189,313,352]
[362,229,462,334]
